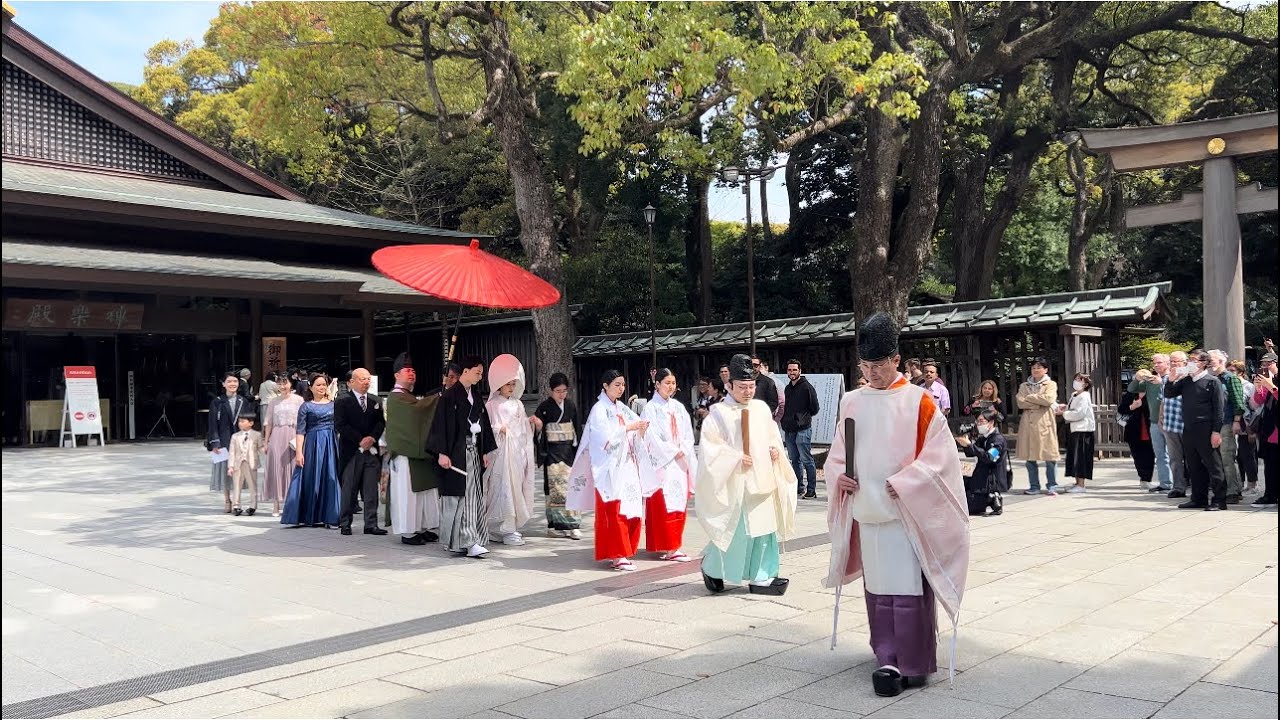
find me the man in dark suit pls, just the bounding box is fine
[335,367,387,534]
[751,355,780,415]
[1164,349,1227,511]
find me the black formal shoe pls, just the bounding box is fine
[245,508,256,516]
[904,675,929,689]
[1149,486,1168,493]
[401,535,426,546]
[340,527,353,535]
[747,578,790,596]
[702,571,725,594]
[418,530,439,543]
[1168,490,1187,499]
[233,507,242,516]
[353,505,363,514]
[872,666,905,697]
[1217,500,1229,511]
[1177,501,1207,509]
[365,527,388,535]
[803,492,818,500]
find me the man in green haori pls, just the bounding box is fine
[382,352,441,545]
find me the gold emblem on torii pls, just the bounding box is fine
[1207,137,1227,155]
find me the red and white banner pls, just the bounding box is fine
[64,366,104,437]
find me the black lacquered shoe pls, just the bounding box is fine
[872,666,905,697]
[418,531,439,543]
[365,527,388,535]
[401,535,426,545]
[747,578,790,596]
[702,571,726,594]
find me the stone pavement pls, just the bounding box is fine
[2,441,1276,718]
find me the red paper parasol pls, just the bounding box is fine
[373,239,560,309]
[372,238,560,360]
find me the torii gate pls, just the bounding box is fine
[1080,111,1278,359]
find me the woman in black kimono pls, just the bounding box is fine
[534,372,583,539]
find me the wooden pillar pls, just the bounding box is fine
[362,309,376,370]
[1203,157,1246,359]
[249,299,262,378]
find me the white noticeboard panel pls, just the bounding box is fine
[63,365,106,446]
[771,373,845,446]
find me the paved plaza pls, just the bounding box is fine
[2,442,1277,719]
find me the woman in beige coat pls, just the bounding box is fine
[1017,357,1061,495]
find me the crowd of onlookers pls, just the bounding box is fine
[1120,344,1277,510]
[907,343,1278,517]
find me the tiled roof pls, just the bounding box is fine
[2,161,481,242]
[573,283,1170,357]
[1,239,443,305]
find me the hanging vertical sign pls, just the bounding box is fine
[62,366,106,447]
[262,337,287,378]
[127,370,136,440]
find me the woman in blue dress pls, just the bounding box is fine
[281,373,341,528]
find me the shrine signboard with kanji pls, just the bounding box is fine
[4,299,145,331]
[262,337,287,377]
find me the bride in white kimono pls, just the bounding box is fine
[483,354,537,546]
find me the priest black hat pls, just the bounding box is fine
[728,353,754,382]
[858,312,899,361]
[393,352,414,373]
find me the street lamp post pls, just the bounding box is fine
[643,204,658,375]
[720,164,778,357]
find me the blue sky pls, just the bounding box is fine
[9,0,792,223]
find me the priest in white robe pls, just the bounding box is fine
[824,312,970,697]
[696,354,798,595]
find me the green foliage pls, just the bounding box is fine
[1121,336,1196,372]
[560,2,925,171]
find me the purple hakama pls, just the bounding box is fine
[864,577,938,677]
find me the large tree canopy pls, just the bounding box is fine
[133,1,1278,361]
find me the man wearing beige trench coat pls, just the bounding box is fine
[1017,357,1061,495]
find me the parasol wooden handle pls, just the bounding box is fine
[844,417,855,473]
[742,408,750,456]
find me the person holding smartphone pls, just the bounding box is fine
[1250,348,1278,508]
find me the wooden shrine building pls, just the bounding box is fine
[572,283,1171,452]
[1,7,475,445]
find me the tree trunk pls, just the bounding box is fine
[952,133,1045,301]
[1065,142,1115,292]
[484,57,574,394]
[950,153,993,301]
[684,173,713,323]
[848,106,909,332]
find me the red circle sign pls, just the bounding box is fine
[74,411,86,421]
